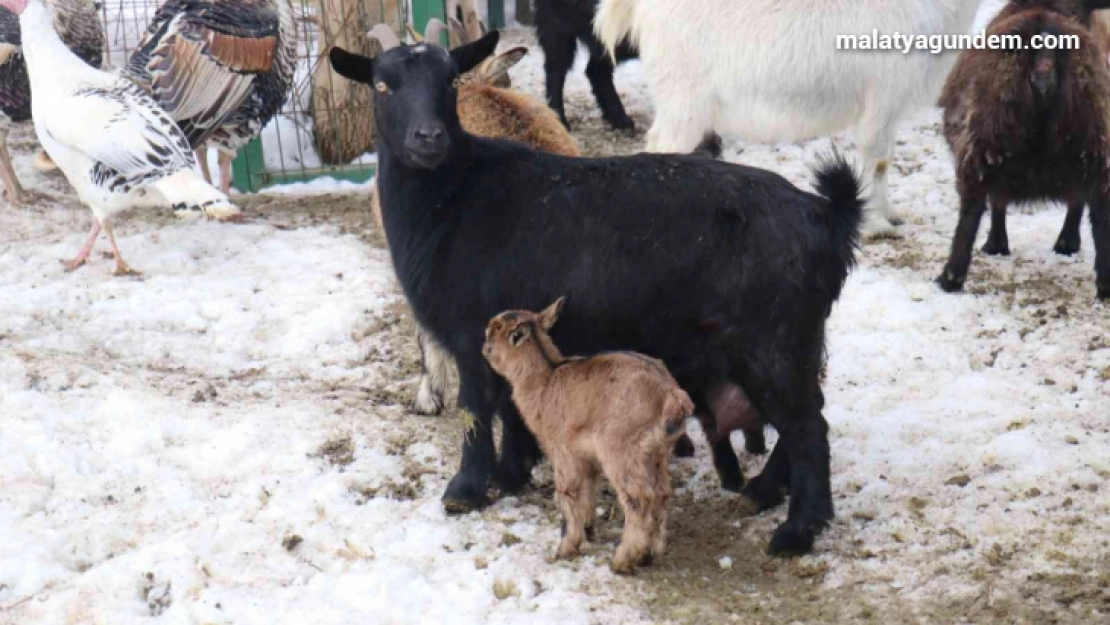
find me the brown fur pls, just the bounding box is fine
[1092,10,1110,62]
[482,299,692,575]
[936,3,1110,296]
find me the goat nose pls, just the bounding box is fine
[414,124,444,142]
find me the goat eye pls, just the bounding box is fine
[375,82,389,94]
[451,77,461,89]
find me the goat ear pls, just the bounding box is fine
[329,47,374,84]
[509,325,530,347]
[482,47,528,82]
[538,297,566,331]
[450,30,500,75]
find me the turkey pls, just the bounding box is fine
[1,0,240,276]
[0,0,102,204]
[124,0,297,194]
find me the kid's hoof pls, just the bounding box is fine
[861,218,901,241]
[672,434,696,458]
[734,496,765,518]
[743,431,768,455]
[638,553,655,567]
[936,271,966,293]
[609,557,636,575]
[495,458,535,494]
[768,523,815,557]
[719,473,746,493]
[1098,285,1110,301]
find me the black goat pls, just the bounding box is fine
[329,33,864,555]
[535,0,636,131]
[937,0,1110,299]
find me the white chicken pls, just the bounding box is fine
[2,0,240,276]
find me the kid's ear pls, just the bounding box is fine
[538,297,566,331]
[509,325,530,347]
[329,47,375,83]
[450,30,500,75]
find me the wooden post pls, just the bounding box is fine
[311,0,402,165]
[515,0,533,25]
[488,0,504,29]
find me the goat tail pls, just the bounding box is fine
[692,132,723,159]
[811,150,866,270]
[662,388,694,442]
[594,0,640,60]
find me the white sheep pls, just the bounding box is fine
[595,0,987,237]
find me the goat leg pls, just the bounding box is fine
[584,38,634,132]
[981,196,1011,256]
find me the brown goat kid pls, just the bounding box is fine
[937,0,1110,299]
[482,299,692,574]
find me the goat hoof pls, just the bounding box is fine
[935,271,966,293]
[412,384,444,415]
[719,473,746,493]
[605,115,635,133]
[861,218,901,241]
[1098,285,1110,301]
[609,557,636,575]
[638,553,655,567]
[1053,239,1080,256]
[768,523,815,557]
[442,473,491,514]
[981,241,1010,256]
[672,434,696,458]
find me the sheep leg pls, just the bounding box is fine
[1089,194,1110,300]
[0,133,27,206]
[857,122,900,238]
[442,354,499,513]
[414,326,449,415]
[496,393,543,493]
[583,38,634,132]
[937,192,988,293]
[645,104,714,154]
[1054,200,1085,256]
[981,196,1011,256]
[540,32,577,129]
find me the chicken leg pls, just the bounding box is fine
[102,218,140,277]
[0,135,27,205]
[62,218,102,272]
[196,147,212,185]
[218,151,234,195]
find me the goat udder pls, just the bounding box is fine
[705,382,762,441]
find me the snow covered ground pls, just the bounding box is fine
[2,4,1109,623]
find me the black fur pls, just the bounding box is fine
[330,39,864,555]
[534,0,637,131]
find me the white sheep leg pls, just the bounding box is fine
[414,325,450,415]
[856,119,900,239]
[644,101,714,154]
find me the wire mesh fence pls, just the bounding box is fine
[98,0,419,191]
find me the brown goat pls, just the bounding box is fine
[937,1,1110,299]
[482,298,693,574]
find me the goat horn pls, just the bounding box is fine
[368,24,401,51]
[479,20,488,35]
[424,18,447,45]
[448,16,470,45]
[406,23,422,43]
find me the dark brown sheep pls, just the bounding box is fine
[937,0,1110,299]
